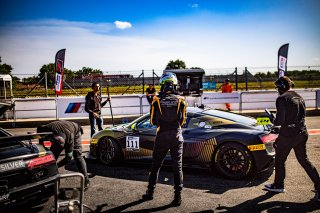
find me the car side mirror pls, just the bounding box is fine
[131,123,136,130]
[131,123,142,133]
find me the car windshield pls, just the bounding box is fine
[124,114,150,128]
[136,117,157,129]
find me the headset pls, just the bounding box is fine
[275,76,294,91]
[275,77,287,90]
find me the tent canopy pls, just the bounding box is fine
[0,74,13,100]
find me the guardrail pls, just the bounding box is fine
[8,89,320,122]
[13,98,57,120]
[11,95,152,121]
[239,89,318,112]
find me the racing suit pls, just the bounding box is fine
[146,93,187,199]
[273,90,320,190]
[38,120,89,184]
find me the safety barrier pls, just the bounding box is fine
[9,89,320,121]
[239,89,318,112]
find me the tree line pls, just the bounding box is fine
[1,56,319,86]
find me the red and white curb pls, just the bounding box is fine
[308,129,320,136]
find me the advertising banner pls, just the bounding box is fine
[201,92,240,104]
[277,43,289,77]
[55,49,66,96]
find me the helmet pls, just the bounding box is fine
[160,72,178,85]
[159,72,178,94]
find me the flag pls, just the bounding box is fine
[277,43,289,78]
[55,49,66,96]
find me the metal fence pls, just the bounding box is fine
[10,66,320,98]
[6,89,319,122]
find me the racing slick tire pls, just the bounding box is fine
[98,136,122,165]
[214,142,254,180]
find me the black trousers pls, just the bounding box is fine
[148,129,184,193]
[274,132,320,190]
[50,133,89,181]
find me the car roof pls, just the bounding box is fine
[125,106,259,129]
[0,133,53,143]
[186,106,204,114]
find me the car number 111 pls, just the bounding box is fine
[126,136,140,151]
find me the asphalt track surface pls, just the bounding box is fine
[3,117,320,213]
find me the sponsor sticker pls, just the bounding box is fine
[256,117,271,125]
[38,151,46,157]
[91,138,98,144]
[65,102,85,113]
[0,160,25,173]
[126,136,140,151]
[247,144,265,151]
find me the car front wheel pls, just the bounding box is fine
[98,137,122,165]
[214,142,254,179]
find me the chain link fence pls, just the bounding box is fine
[10,66,320,98]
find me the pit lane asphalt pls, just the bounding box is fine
[4,116,320,212]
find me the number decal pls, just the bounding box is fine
[126,136,140,151]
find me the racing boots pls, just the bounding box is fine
[171,192,182,206]
[84,179,90,191]
[264,183,285,193]
[142,189,154,200]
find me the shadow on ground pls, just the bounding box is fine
[215,191,320,213]
[65,158,273,195]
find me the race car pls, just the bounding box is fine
[0,128,58,208]
[89,107,277,179]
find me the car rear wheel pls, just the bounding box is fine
[98,137,122,165]
[214,142,254,179]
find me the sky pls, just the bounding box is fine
[0,0,320,77]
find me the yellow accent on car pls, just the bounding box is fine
[38,151,46,157]
[256,117,271,125]
[247,144,266,151]
[91,138,98,144]
[131,123,136,130]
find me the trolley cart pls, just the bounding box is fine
[50,173,91,213]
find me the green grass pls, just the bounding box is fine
[13,80,320,98]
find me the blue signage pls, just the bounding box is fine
[203,82,216,90]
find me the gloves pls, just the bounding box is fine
[92,112,100,119]
[102,97,110,105]
[67,151,73,158]
[271,126,280,134]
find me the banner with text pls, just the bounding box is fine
[277,43,289,78]
[55,49,66,96]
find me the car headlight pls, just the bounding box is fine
[264,142,275,155]
[259,133,278,155]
